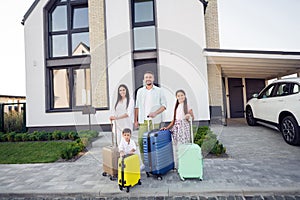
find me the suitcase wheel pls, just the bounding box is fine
[126,186,130,193]
[146,172,150,177]
[119,185,123,191]
[180,177,185,181]
[138,179,142,185]
[109,176,117,181]
[157,176,162,181]
[102,172,107,177]
[199,178,202,181]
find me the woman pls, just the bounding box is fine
[109,84,134,145]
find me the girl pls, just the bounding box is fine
[162,90,194,169]
[162,89,194,144]
[109,84,134,145]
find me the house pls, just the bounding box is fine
[0,95,26,113]
[22,0,300,132]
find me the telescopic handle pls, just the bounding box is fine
[190,117,194,144]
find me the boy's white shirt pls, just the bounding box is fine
[118,137,137,155]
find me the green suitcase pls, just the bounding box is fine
[177,119,203,181]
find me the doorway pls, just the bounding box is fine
[228,78,244,118]
[133,59,158,97]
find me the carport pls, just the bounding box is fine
[204,49,300,119]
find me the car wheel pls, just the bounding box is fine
[246,107,257,126]
[280,116,300,145]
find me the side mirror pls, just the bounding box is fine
[252,94,258,98]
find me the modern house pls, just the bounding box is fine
[22,0,300,132]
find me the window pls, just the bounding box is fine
[275,83,290,96]
[292,83,300,94]
[258,84,276,99]
[50,67,91,110]
[48,0,89,58]
[132,0,156,51]
[46,0,91,112]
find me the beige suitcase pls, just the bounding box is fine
[102,121,120,180]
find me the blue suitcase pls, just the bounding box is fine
[143,129,175,180]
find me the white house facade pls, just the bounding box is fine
[23,0,300,132]
[23,0,210,131]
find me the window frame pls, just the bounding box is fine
[45,0,92,113]
[47,64,91,112]
[131,0,157,52]
[47,0,89,58]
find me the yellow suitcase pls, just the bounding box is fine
[118,154,141,192]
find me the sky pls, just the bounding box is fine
[0,0,300,96]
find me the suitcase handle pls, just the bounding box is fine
[189,116,194,143]
[110,120,118,147]
[146,116,155,131]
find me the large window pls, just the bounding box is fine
[46,0,91,112]
[50,67,91,110]
[132,0,156,51]
[49,0,89,57]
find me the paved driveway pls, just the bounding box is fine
[0,118,300,198]
[215,118,300,160]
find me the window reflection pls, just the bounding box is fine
[52,35,68,57]
[134,26,156,50]
[72,32,90,55]
[74,68,91,106]
[53,69,70,108]
[48,1,89,58]
[51,6,67,31]
[73,7,89,29]
[134,1,154,23]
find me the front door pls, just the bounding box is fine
[245,78,265,101]
[228,78,244,118]
[133,59,158,98]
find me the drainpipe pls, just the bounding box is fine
[199,0,208,14]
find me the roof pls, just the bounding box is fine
[204,48,300,79]
[21,0,41,25]
[22,0,209,25]
[0,95,26,98]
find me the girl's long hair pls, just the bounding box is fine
[115,84,130,110]
[172,89,188,122]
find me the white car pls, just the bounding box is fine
[245,77,300,145]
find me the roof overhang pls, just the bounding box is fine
[204,49,300,80]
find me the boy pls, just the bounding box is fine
[119,128,136,157]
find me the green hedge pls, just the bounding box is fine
[0,130,99,161]
[194,126,226,156]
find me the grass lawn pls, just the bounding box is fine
[0,141,74,164]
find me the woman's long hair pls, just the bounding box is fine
[172,89,188,122]
[115,84,130,110]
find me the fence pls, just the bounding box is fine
[0,103,26,133]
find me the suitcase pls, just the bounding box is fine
[118,154,141,193]
[143,120,175,180]
[102,121,120,180]
[178,119,203,181]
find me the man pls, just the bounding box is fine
[134,71,167,169]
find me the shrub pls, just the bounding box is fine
[52,130,63,140]
[22,133,30,142]
[61,131,69,140]
[7,132,16,142]
[60,140,83,160]
[68,131,79,140]
[0,132,7,142]
[3,111,24,133]
[14,133,24,142]
[194,126,226,156]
